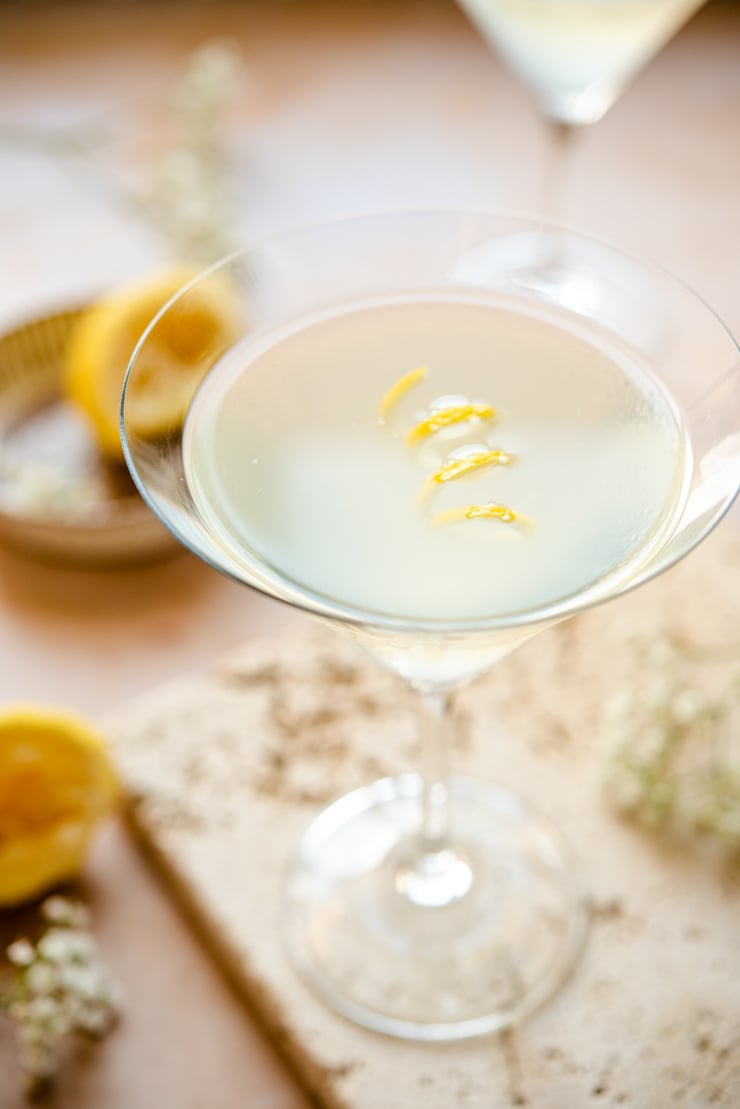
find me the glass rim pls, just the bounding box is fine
[120,206,740,637]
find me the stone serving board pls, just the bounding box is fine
[107,526,740,1109]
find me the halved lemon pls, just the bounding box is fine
[0,706,119,907]
[64,267,242,460]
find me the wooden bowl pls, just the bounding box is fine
[0,307,177,566]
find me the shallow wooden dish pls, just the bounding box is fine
[0,307,177,566]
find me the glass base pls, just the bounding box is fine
[281,774,589,1041]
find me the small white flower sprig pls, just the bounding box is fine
[604,633,740,851]
[2,897,122,1099]
[138,40,243,265]
[0,40,244,266]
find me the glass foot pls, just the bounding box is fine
[281,774,589,1041]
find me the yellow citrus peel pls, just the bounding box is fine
[432,449,512,483]
[0,706,119,907]
[419,449,513,506]
[378,365,427,421]
[406,403,495,447]
[376,366,530,528]
[431,502,531,527]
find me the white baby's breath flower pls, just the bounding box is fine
[38,928,95,965]
[36,929,73,965]
[643,677,675,712]
[604,631,740,853]
[24,996,60,1028]
[188,41,240,99]
[7,939,35,968]
[604,691,636,726]
[640,723,670,762]
[26,961,59,996]
[670,689,707,726]
[140,40,244,264]
[76,1003,117,1038]
[42,897,90,929]
[58,962,102,1002]
[3,899,122,1094]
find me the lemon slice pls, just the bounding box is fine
[64,267,241,460]
[0,706,119,907]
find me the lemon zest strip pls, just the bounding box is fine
[378,365,428,421]
[419,449,514,506]
[406,403,495,447]
[431,502,531,527]
[434,449,512,484]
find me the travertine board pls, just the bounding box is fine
[107,526,740,1109]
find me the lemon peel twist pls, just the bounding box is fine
[378,365,427,421]
[432,449,513,483]
[406,402,495,447]
[419,449,514,506]
[377,365,530,529]
[431,502,531,527]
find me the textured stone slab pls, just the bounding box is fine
[107,526,740,1109]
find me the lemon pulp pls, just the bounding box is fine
[64,267,241,460]
[0,706,118,906]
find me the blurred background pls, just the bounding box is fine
[2,0,738,324]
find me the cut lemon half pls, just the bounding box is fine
[64,267,242,460]
[0,706,119,907]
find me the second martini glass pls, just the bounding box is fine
[121,211,739,1041]
[456,0,706,127]
[455,0,707,216]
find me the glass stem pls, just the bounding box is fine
[419,689,453,855]
[395,689,473,909]
[540,119,578,222]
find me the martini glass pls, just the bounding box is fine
[121,211,740,1041]
[455,0,707,214]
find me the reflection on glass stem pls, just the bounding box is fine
[540,119,578,223]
